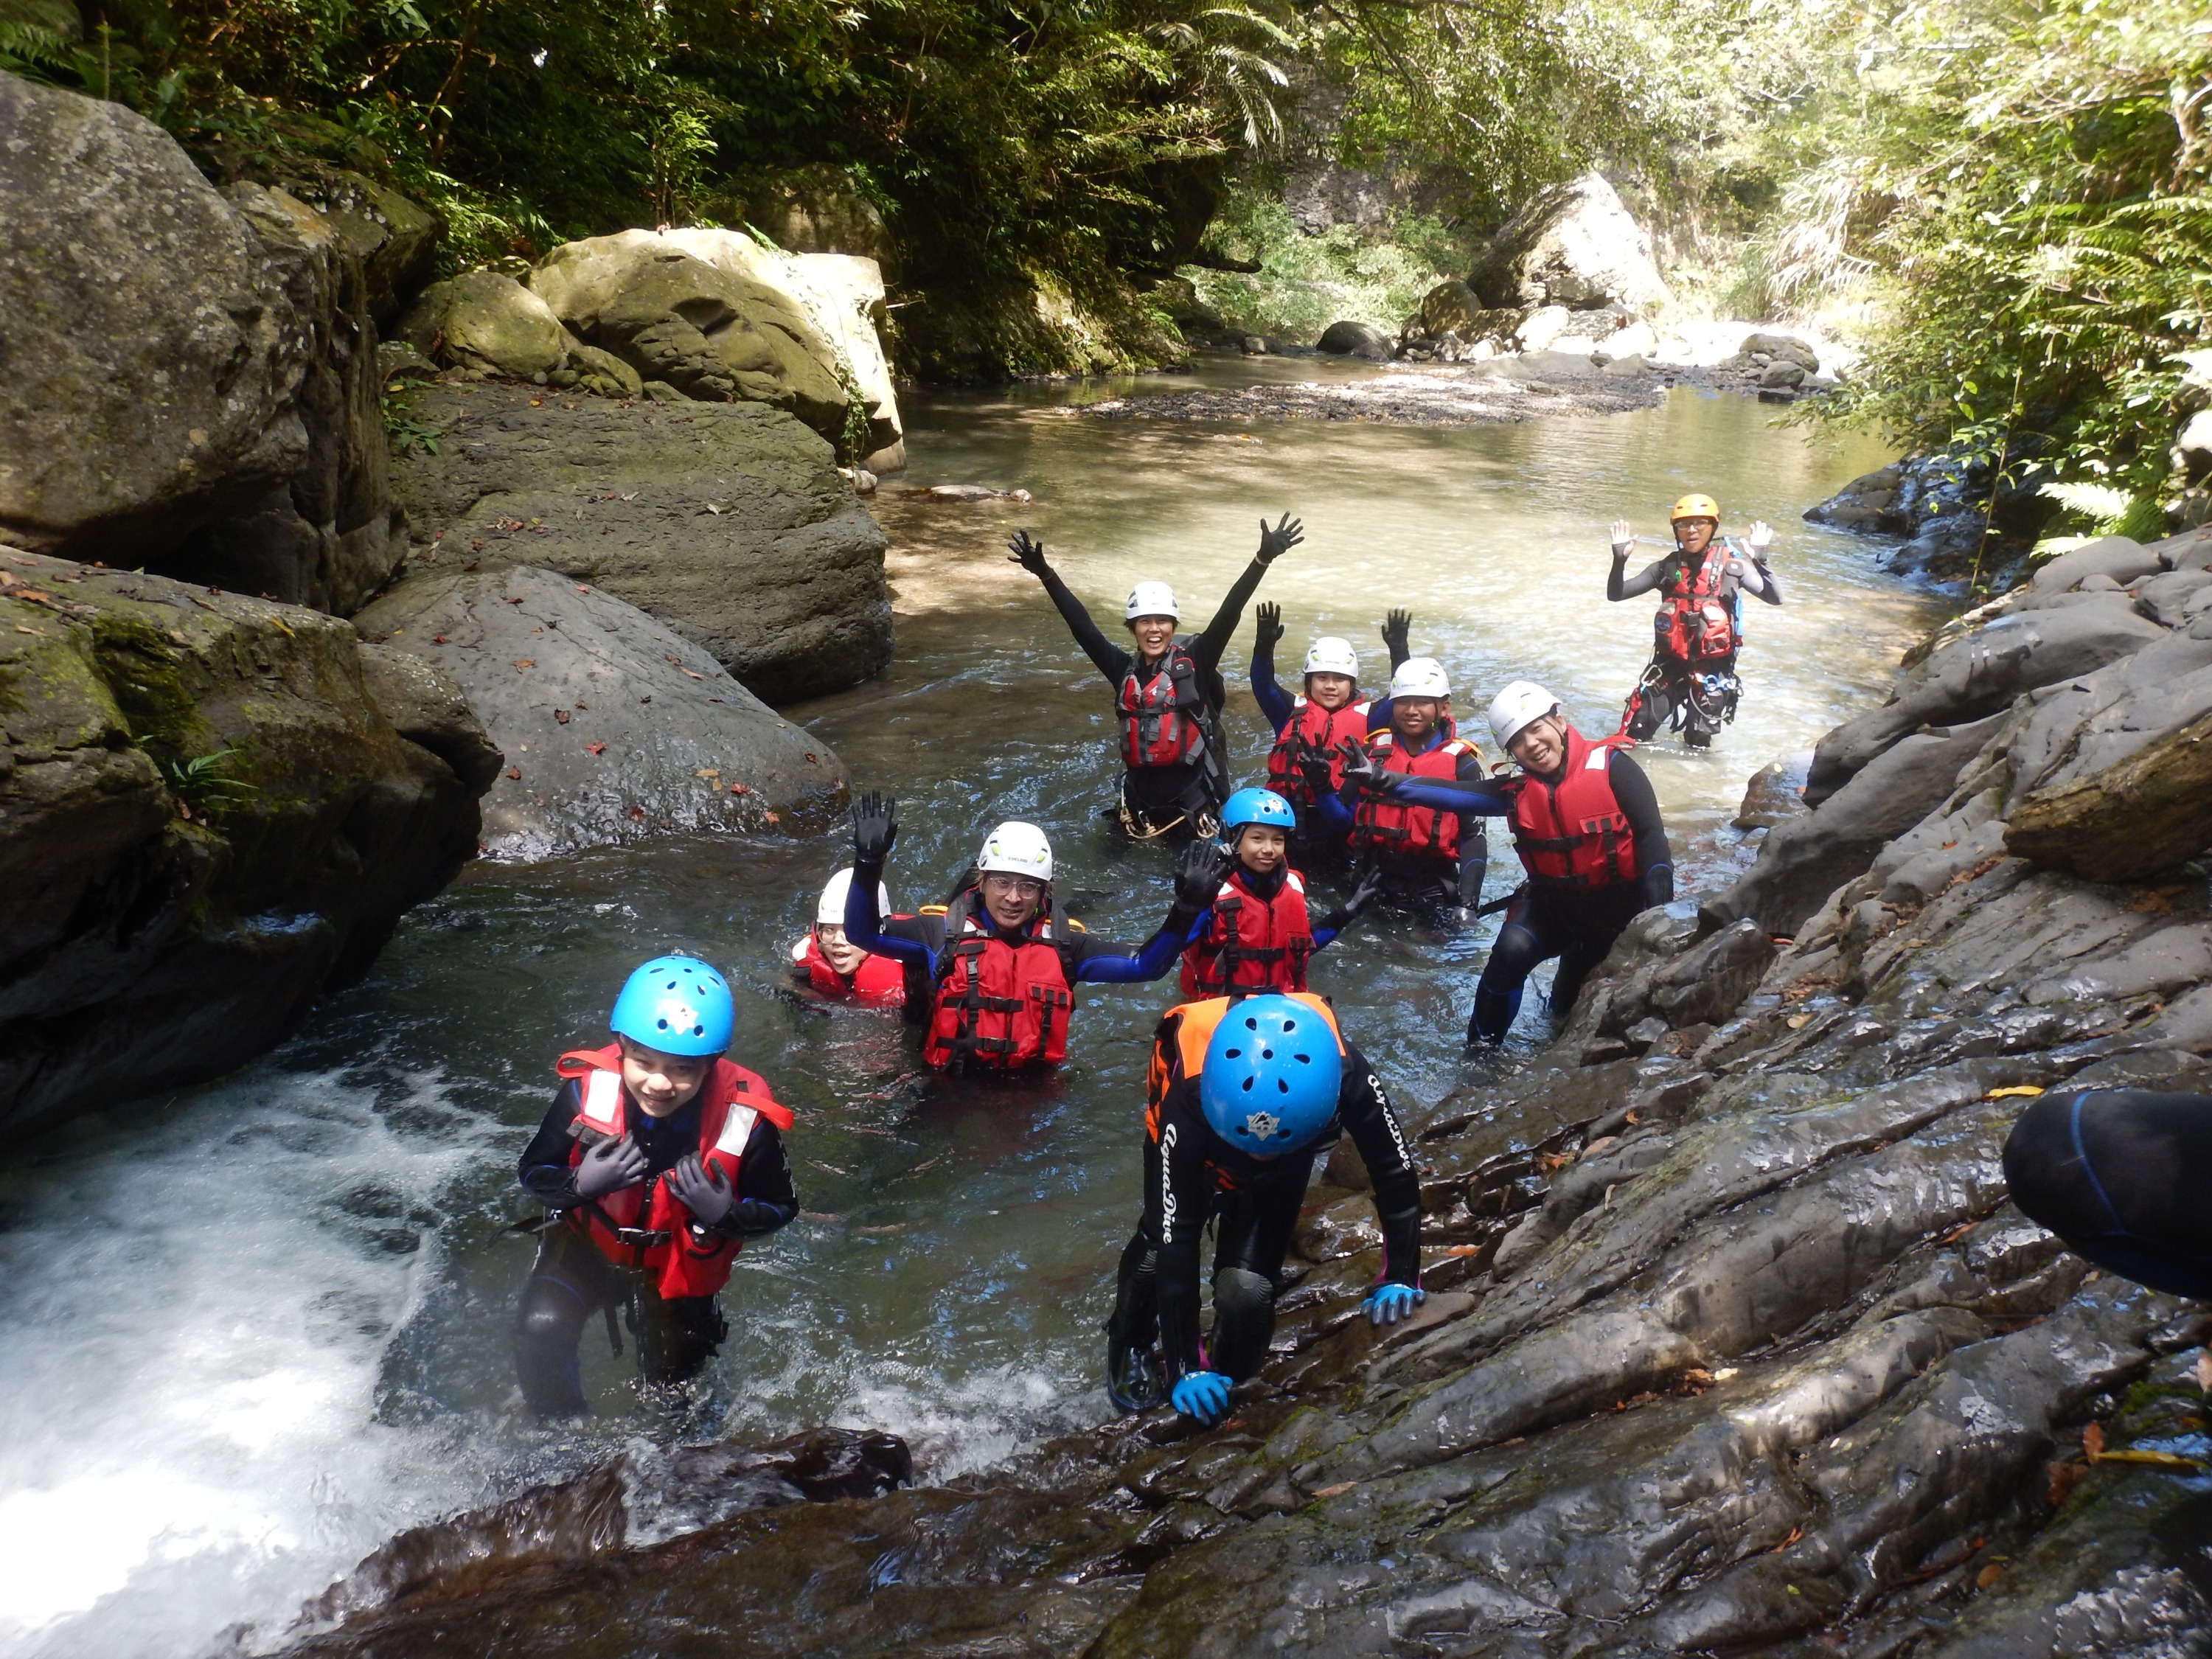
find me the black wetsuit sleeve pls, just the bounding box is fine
[1750,561,1783,605]
[1035,564,1133,686]
[1608,750,1674,906]
[1189,557,1272,676]
[717,1117,797,1237]
[1336,1042,1423,1287]
[519,1084,582,1204]
[1152,1081,1220,1380]
[1609,552,1677,602]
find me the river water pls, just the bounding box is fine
[0,369,1927,1657]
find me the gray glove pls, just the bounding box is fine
[1338,738,1387,793]
[574,1133,647,1200]
[667,1152,734,1227]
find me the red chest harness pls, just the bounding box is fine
[1119,647,1212,770]
[1506,726,1641,888]
[922,891,1075,1070]
[1655,543,1742,664]
[556,1044,794,1299]
[1264,698,1371,808]
[793,933,907,1004]
[1178,866,1315,997]
[1351,731,1473,860]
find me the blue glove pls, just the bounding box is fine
[1363,1282,1426,1327]
[1169,1370,1232,1425]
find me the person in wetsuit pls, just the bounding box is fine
[1251,606,1414,867]
[1105,992,1425,1419]
[1610,493,1782,747]
[788,868,906,1004]
[1172,787,1380,996]
[839,793,1197,1071]
[2004,1090,2212,1298]
[1008,515,1304,839]
[512,956,796,1416]
[1352,681,1674,1043]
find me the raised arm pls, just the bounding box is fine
[1250,602,1295,732]
[1009,530,1131,685]
[1071,843,1217,984]
[1380,609,1413,672]
[844,791,936,969]
[1189,514,1302,672]
[1736,524,1783,605]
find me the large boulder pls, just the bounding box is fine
[279,168,439,328]
[384,383,890,700]
[1316,319,1394,360]
[354,565,848,860]
[1419,282,1520,343]
[1468,172,1672,316]
[2007,709,2212,881]
[0,547,489,1137]
[0,73,406,611]
[397,271,568,380]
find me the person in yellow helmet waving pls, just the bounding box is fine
[1607,493,1781,748]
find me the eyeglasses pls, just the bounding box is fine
[981,874,1046,897]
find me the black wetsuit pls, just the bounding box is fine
[1035,557,1271,834]
[512,1082,796,1416]
[2003,1089,2212,1298]
[1610,540,1782,742]
[1111,1010,1422,1384]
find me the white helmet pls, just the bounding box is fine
[1488,681,1560,748]
[817,867,891,927]
[1124,580,1180,623]
[1303,636,1359,678]
[1390,656,1450,700]
[977,821,1054,882]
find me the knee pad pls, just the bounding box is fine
[1208,1267,1278,1382]
[513,1276,587,1348]
[1213,1267,1274,1322]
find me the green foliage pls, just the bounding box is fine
[1184,187,1458,340]
[138,740,256,823]
[382,389,447,456]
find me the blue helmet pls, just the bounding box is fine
[611,956,734,1056]
[1199,995,1343,1153]
[1221,787,1296,835]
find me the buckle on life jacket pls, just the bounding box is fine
[613,1225,672,1248]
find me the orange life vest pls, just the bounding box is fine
[1350,731,1476,861]
[791,932,908,1004]
[1506,725,1641,889]
[1144,992,1344,1147]
[1655,543,1742,664]
[554,1044,795,1300]
[1263,698,1372,809]
[1119,647,1211,769]
[922,890,1075,1070]
[1178,867,1315,997]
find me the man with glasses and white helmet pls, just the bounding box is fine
[1006,513,1306,840]
[835,793,1199,1071]
[1349,681,1674,1042]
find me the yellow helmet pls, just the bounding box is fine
[1669,493,1721,523]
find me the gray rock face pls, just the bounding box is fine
[384,382,889,701]
[1315,320,1394,360]
[397,271,568,379]
[0,549,487,1137]
[1468,171,1672,315]
[354,564,849,860]
[0,74,406,611]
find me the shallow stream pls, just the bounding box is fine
[0,369,1931,1657]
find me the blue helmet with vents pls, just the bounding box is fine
[1221,787,1297,835]
[611,956,734,1056]
[1198,995,1342,1154]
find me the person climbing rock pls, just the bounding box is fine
[1353,681,1673,1041]
[1252,605,1413,866]
[1326,656,1489,916]
[2004,1089,2212,1298]
[1174,788,1381,997]
[838,793,1199,1071]
[512,956,796,1417]
[1008,515,1304,840]
[789,868,907,1004]
[1105,992,1425,1420]
[1608,493,1781,748]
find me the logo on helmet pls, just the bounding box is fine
[663,1001,700,1034]
[1242,1109,1281,1141]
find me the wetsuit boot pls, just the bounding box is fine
[1105,1232,1166,1412]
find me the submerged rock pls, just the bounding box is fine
[1,549,489,1137]
[355,565,847,860]
[384,382,890,701]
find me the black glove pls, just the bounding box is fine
[1006,529,1049,574]
[851,790,898,866]
[1255,513,1304,565]
[1380,608,1412,667]
[1254,600,1285,653]
[574,1133,647,1200]
[1297,749,1337,793]
[1318,866,1383,933]
[1338,738,1386,793]
[667,1152,734,1226]
[1173,838,1232,911]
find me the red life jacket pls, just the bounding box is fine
[1178,866,1315,997]
[1506,725,1641,888]
[1350,731,1476,860]
[1655,543,1741,664]
[1264,698,1372,808]
[922,890,1075,1069]
[1119,646,1212,769]
[791,932,907,1004]
[554,1044,795,1300]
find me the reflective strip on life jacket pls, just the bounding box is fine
[1179,869,1315,997]
[1264,698,1371,808]
[1350,734,1472,860]
[1506,726,1640,889]
[922,894,1074,1070]
[1655,543,1742,664]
